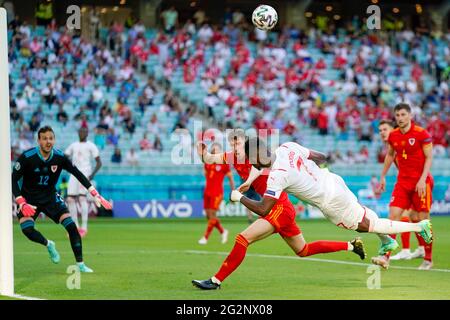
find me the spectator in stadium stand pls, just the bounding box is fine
[355,145,370,164]
[56,105,69,126]
[161,6,178,34]
[107,128,120,146]
[193,8,206,26]
[125,148,139,167]
[139,133,152,151]
[147,114,164,136]
[124,118,136,138]
[153,135,163,153]
[28,114,41,133]
[317,107,329,136]
[111,147,122,164]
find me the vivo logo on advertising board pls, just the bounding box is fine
[132,200,193,218]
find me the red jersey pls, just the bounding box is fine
[388,123,432,180]
[204,163,230,196]
[223,152,289,202]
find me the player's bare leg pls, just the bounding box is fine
[410,210,432,270]
[193,219,275,290]
[59,213,93,273]
[19,216,59,264]
[78,195,89,237]
[282,233,367,260]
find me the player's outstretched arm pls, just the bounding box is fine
[230,190,276,217]
[379,144,395,192]
[308,149,328,166]
[238,166,263,193]
[196,142,224,164]
[62,155,112,209]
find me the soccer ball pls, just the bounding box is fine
[252,5,278,31]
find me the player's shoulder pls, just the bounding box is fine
[412,124,430,136]
[390,128,401,135]
[22,147,38,159]
[53,148,65,158]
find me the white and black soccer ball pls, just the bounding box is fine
[252,4,278,31]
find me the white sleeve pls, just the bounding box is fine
[297,144,310,160]
[264,170,288,200]
[90,142,100,158]
[65,144,73,157]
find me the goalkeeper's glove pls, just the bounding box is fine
[230,190,243,202]
[16,196,37,217]
[89,187,113,210]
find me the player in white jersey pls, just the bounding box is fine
[230,137,433,256]
[65,128,102,237]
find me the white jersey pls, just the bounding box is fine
[265,142,365,230]
[65,141,99,176]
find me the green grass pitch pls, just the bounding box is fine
[3,216,450,300]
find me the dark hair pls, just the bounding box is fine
[227,128,246,142]
[37,126,55,139]
[244,136,271,167]
[394,103,411,113]
[378,119,394,128]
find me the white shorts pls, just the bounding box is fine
[321,173,366,231]
[68,175,89,196]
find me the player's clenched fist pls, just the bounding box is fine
[89,187,113,210]
[230,190,243,202]
[15,196,37,217]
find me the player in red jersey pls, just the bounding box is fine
[374,103,434,270]
[374,120,421,262]
[192,130,366,290]
[198,143,235,245]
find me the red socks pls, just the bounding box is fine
[297,241,348,257]
[400,216,411,250]
[204,218,224,239]
[215,234,248,282]
[415,232,432,261]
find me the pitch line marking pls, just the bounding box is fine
[3,294,46,300]
[185,250,450,273]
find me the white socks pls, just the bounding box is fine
[369,218,421,234]
[347,242,354,251]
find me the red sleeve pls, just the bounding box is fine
[420,129,432,146]
[387,131,395,146]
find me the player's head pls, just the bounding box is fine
[244,136,272,169]
[37,126,55,154]
[394,103,412,129]
[210,143,222,154]
[378,119,394,142]
[227,129,246,159]
[78,127,88,142]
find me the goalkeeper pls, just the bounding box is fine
[11,126,112,273]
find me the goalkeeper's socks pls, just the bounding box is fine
[20,220,48,246]
[214,234,248,282]
[297,241,348,257]
[62,217,83,263]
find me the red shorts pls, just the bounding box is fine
[204,194,223,210]
[262,200,301,238]
[390,176,434,213]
